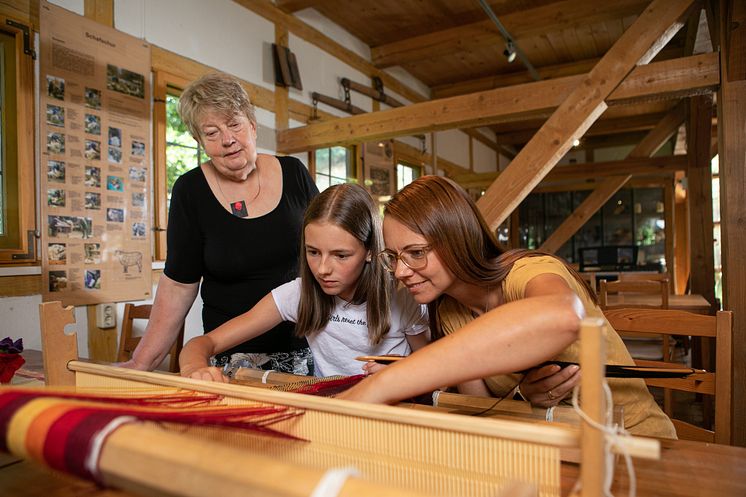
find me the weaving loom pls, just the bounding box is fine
[4,302,661,497]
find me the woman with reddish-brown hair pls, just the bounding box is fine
[338,175,675,438]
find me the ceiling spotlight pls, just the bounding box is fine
[503,40,517,63]
[572,138,581,147]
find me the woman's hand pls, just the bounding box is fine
[518,363,580,408]
[181,366,230,383]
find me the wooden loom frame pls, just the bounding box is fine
[34,301,660,497]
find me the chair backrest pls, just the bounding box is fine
[578,272,597,293]
[117,303,184,373]
[604,308,733,444]
[618,272,670,282]
[598,279,670,310]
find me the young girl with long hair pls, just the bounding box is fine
[179,183,428,381]
[338,175,675,439]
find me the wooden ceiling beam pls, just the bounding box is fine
[232,0,426,103]
[454,155,688,189]
[371,0,648,68]
[277,52,716,154]
[274,0,321,13]
[493,113,668,145]
[475,0,695,230]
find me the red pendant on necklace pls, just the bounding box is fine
[231,200,248,217]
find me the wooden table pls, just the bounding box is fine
[606,293,713,313]
[2,438,745,497]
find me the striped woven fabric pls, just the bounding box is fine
[0,387,304,482]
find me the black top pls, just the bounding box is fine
[165,156,319,358]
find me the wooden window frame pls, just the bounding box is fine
[0,16,36,264]
[152,70,191,261]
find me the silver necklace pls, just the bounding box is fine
[212,162,262,217]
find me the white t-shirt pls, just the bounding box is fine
[272,278,429,377]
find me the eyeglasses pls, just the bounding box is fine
[378,245,431,273]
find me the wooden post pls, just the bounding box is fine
[687,94,716,308]
[39,301,78,386]
[580,317,607,497]
[718,0,746,447]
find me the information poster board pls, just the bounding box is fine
[39,1,152,305]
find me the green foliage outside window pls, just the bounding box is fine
[165,94,207,206]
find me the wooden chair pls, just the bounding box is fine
[578,272,597,294]
[117,303,184,373]
[599,278,676,414]
[604,308,733,445]
[618,272,670,282]
[599,279,671,357]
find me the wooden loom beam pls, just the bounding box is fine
[31,302,661,497]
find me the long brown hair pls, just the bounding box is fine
[296,183,393,344]
[384,175,595,339]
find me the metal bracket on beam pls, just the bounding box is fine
[5,19,36,59]
[12,230,40,261]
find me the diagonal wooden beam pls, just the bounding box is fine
[539,102,687,253]
[475,0,695,231]
[277,53,716,154]
[371,0,648,68]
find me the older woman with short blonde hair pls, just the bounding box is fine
[122,72,318,374]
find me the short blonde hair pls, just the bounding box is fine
[178,72,256,142]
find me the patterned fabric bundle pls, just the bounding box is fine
[0,387,304,482]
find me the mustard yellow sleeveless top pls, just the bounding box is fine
[437,256,676,439]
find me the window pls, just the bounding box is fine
[396,162,420,191]
[0,19,35,263]
[165,93,206,207]
[712,155,721,302]
[315,146,352,190]
[519,186,665,269]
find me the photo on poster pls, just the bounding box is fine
[49,270,68,292]
[46,104,65,127]
[85,166,101,187]
[47,160,66,183]
[46,75,65,100]
[131,222,146,238]
[48,215,93,239]
[84,87,101,109]
[131,140,145,157]
[84,140,101,160]
[106,64,145,99]
[84,192,101,209]
[84,114,101,135]
[47,132,65,154]
[108,127,122,147]
[84,269,101,290]
[131,192,145,206]
[129,167,146,182]
[48,243,66,265]
[106,175,124,192]
[47,188,66,207]
[106,207,125,222]
[108,146,122,164]
[84,243,102,264]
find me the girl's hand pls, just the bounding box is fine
[181,366,230,383]
[518,363,580,408]
[362,361,387,375]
